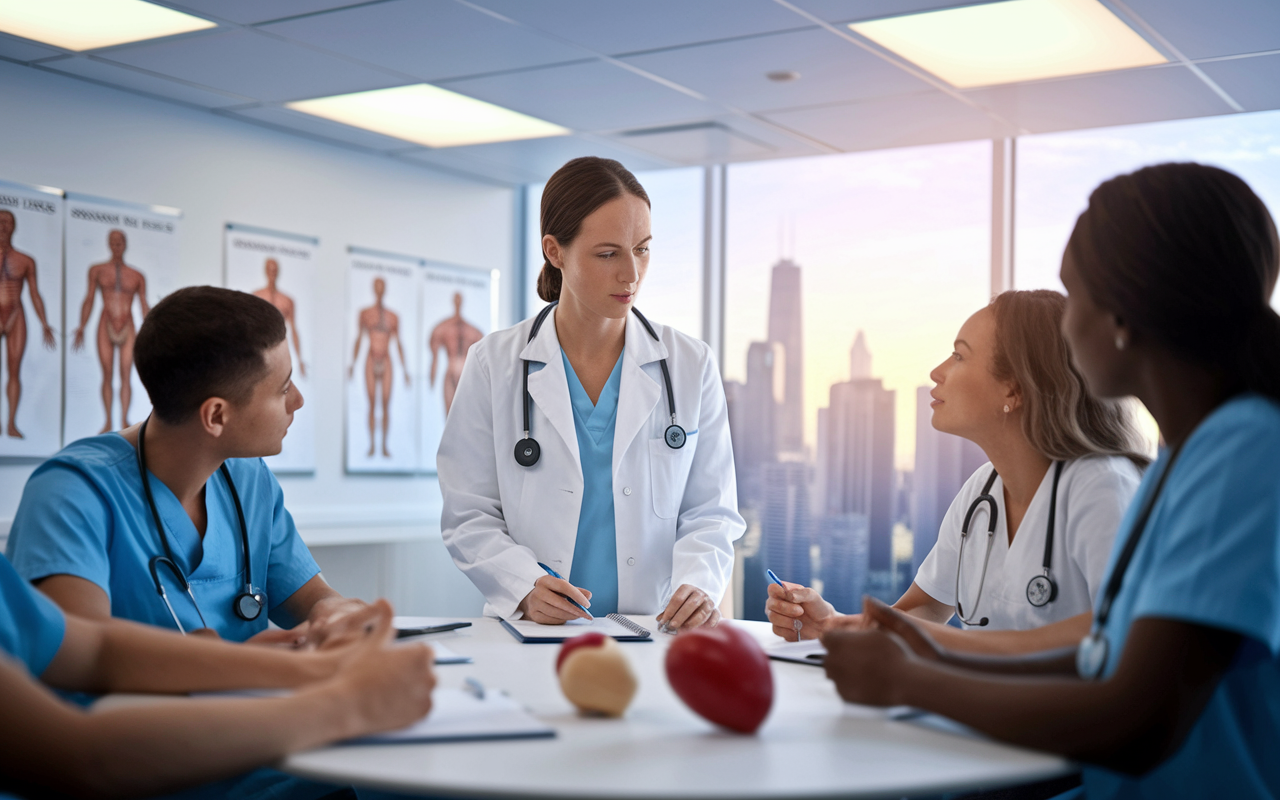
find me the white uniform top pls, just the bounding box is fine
[915,455,1142,630]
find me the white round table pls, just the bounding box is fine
[284,617,1072,799]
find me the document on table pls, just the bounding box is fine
[764,638,827,666]
[344,687,554,745]
[499,613,652,643]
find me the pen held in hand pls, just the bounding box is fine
[536,562,594,620]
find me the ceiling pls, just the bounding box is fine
[2,0,1278,185]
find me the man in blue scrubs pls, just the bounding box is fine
[7,286,372,645]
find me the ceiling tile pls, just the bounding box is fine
[98,29,405,102]
[262,0,591,81]
[615,122,775,164]
[0,31,66,63]
[467,0,810,55]
[394,148,533,185]
[1199,54,1280,113]
[427,136,673,183]
[40,55,252,108]
[964,65,1235,134]
[1122,0,1280,60]
[621,27,929,113]
[761,90,1006,152]
[228,105,424,151]
[785,1,991,25]
[439,60,721,132]
[158,0,363,25]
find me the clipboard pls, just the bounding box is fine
[499,614,652,643]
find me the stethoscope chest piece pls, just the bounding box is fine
[1076,629,1108,680]
[664,424,687,449]
[1026,572,1058,607]
[514,437,541,467]
[234,589,265,621]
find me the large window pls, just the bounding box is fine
[1016,108,1280,302]
[522,167,704,338]
[722,142,991,619]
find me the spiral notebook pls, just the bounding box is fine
[499,614,652,643]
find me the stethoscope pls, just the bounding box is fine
[514,302,686,467]
[137,418,265,633]
[1077,442,1184,680]
[955,460,1066,626]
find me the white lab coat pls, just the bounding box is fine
[438,309,746,619]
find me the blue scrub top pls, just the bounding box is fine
[562,349,623,616]
[6,434,320,641]
[0,553,65,677]
[1084,394,1280,799]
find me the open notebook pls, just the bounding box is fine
[344,687,554,745]
[764,638,826,666]
[500,614,652,643]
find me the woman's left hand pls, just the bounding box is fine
[656,584,721,631]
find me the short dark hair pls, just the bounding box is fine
[135,286,287,424]
[537,157,649,303]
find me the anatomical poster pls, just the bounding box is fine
[0,179,63,457]
[345,247,420,474]
[63,193,180,445]
[418,262,496,473]
[224,223,318,473]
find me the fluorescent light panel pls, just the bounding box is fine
[287,84,570,149]
[0,0,215,51]
[850,0,1167,88]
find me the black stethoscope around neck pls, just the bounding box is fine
[514,302,685,467]
[137,418,264,633]
[956,460,1066,627]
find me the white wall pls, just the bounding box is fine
[0,61,514,616]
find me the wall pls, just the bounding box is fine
[0,61,514,616]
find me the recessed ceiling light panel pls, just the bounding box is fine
[0,0,215,51]
[287,84,570,149]
[850,0,1167,88]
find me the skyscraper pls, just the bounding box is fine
[824,376,896,571]
[767,260,804,454]
[738,342,785,503]
[912,386,988,572]
[818,513,869,613]
[849,330,872,380]
[760,460,813,589]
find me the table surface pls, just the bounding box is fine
[283,617,1071,799]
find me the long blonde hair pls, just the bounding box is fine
[990,290,1149,468]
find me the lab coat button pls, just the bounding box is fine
[627,557,636,566]
[623,487,632,496]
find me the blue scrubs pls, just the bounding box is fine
[6,434,320,640]
[0,553,66,677]
[562,349,623,615]
[1084,394,1280,799]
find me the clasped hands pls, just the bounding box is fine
[518,576,720,631]
[767,582,946,707]
[245,596,386,651]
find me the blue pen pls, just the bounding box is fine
[766,569,804,640]
[536,562,594,620]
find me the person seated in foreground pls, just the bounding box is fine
[8,287,373,647]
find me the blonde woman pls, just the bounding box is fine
[768,290,1148,653]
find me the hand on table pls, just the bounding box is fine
[853,596,945,662]
[317,600,436,737]
[305,597,383,649]
[765,581,837,641]
[656,584,720,632]
[518,576,592,624]
[820,597,918,707]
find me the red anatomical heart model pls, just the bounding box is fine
[665,622,773,733]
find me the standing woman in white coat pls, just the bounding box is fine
[438,157,745,629]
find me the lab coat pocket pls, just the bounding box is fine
[648,434,696,520]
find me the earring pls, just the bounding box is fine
[1115,335,1127,351]
[1003,405,1010,413]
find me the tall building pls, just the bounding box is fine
[738,342,785,503]
[824,376,896,571]
[767,259,804,454]
[849,330,872,380]
[759,460,813,590]
[818,513,869,613]
[912,385,988,572]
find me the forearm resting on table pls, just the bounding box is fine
[920,613,1093,658]
[1,660,355,799]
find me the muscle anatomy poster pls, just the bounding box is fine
[63,194,180,445]
[0,180,63,457]
[418,263,495,472]
[345,247,420,474]
[224,224,318,473]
